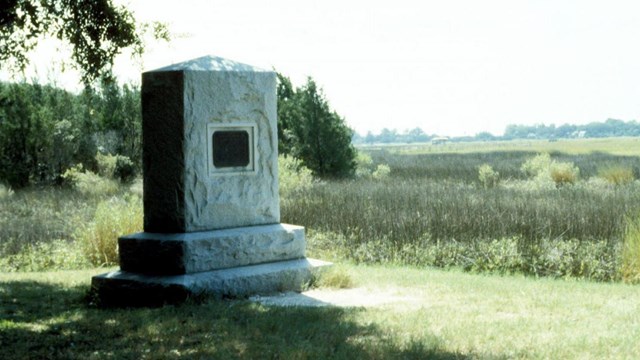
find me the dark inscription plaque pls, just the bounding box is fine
[212,130,250,168]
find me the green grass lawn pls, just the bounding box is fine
[1,265,638,359]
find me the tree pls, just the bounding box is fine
[275,72,300,155]
[276,75,356,178]
[0,0,167,85]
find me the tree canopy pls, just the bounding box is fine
[0,0,166,85]
[277,74,356,178]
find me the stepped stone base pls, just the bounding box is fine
[118,224,305,275]
[92,258,331,307]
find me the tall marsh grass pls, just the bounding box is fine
[4,141,640,281]
[283,148,640,281]
[283,179,640,245]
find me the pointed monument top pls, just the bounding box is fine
[149,55,269,73]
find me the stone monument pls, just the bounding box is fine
[91,55,330,306]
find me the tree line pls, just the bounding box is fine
[0,81,141,188]
[354,118,640,145]
[503,119,640,140]
[0,74,357,188]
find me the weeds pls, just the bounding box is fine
[63,164,119,196]
[478,164,499,188]
[278,155,314,197]
[621,214,640,283]
[0,183,14,199]
[0,239,89,272]
[74,195,143,266]
[314,265,355,289]
[308,233,620,281]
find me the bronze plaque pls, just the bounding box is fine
[212,130,250,168]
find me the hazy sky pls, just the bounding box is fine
[9,0,640,136]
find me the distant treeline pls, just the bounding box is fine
[353,118,640,144]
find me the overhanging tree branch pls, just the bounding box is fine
[0,0,168,85]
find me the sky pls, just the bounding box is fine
[7,0,640,137]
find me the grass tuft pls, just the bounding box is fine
[0,183,14,199]
[74,195,143,266]
[315,265,355,289]
[621,214,640,283]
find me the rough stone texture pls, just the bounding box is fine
[91,258,332,307]
[142,55,280,233]
[119,224,306,275]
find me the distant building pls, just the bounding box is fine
[431,137,449,145]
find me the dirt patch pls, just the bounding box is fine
[250,287,417,308]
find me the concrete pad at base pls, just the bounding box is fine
[91,258,332,307]
[118,224,306,275]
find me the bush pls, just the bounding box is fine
[74,195,143,266]
[599,166,635,186]
[114,155,136,183]
[521,153,579,187]
[549,161,579,186]
[354,151,391,180]
[355,151,374,178]
[372,164,391,180]
[478,164,499,188]
[278,155,314,196]
[96,152,118,178]
[96,152,136,182]
[62,164,119,196]
[521,153,552,178]
[0,184,14,199]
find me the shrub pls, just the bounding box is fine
[478,164,499,188]
[521,153,579,187]
[372,164,391,180]
[549,161,579,186]
[96,152,118,178]
[278,155,314,196]
[599,166,635,186]
[0,184,14,199]
[354,151,390,180]
[62,164,119,196]
[355,151,374,178]
[114,155,136,183]
[74,195,143,266]
[521,153,552,178]
[96,152,136,182]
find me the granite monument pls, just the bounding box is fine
[91,56,329,306]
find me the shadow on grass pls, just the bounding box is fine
[0,280,481,359]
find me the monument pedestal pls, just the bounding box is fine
[92,258,330,307]
[92,224,331,306]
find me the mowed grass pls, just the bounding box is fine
[1,265,639,359]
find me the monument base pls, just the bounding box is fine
[91,258,331,307]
